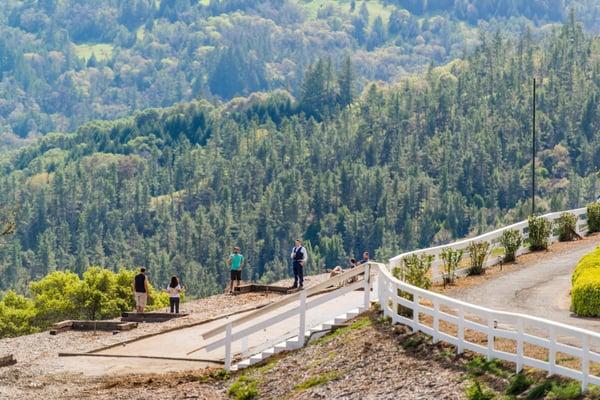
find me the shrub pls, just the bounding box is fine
[467,241,490,275]
[1,267,172,339]
[528,215,551,251]
[571,246,600,317]
[555,212,577,242]
[440,248,463,285]
[228,375,258,400]
[401,254,434,290]
[392,254,433,318]
[588,202,600,233]
[505,373,532,395]
[0,291,38,338]
[526,381,552,399]
[465,380,494,400]
[500,229,522,262]
[546,381,581,399]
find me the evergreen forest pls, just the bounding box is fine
[0,15,598,299]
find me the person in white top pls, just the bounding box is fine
[166,276,184,313]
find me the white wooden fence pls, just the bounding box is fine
[200,207,598,391]
[199,263,373,370]
[376,261,600,392]
[389,207,589,282]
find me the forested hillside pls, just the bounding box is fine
[0,0,599,143]
[0,17,597,297]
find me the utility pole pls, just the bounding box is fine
[531,78,536,216]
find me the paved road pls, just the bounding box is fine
[450,236,600,333]
[59,290,367,376]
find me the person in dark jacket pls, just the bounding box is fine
[132,267,149,313]
[290,239,308,289]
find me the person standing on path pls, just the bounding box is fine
[132,267,149,313]
[227,246,244,294]
[290,239,308,289]
[357,251,370,265]
[166,276,184,313]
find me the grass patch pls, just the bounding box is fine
[198,368,230,383]
[505,372,532,395]
[293,371,341,392]
[466,356,508,378]
[255,359,278,374]
[311,316,371,346]
[545,381,581,399]
[228,375,258,400]
[465,380,495,400]
[73,43,114,62]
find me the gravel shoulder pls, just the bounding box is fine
[442,234,600,332]
[0,273,330,399]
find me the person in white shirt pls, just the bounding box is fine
[166,276,184,313]
[290,239,308,289]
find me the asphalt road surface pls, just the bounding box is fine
[450,236,600,333]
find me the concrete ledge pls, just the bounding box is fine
[234,284,292,294]
[121,312,189,323]
[0,354,16,367]
[50,320,138,334]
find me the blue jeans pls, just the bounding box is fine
[293,261,304,287]
[169,297,180,313]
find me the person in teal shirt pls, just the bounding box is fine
[227,246,245,294]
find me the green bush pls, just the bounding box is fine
[571,246,600,317]
[228,375,258,400]
[588,202,600,233]
[0,267,171,338]
[500,229,522,262]
[467,241,490,275]
[465,381,495,400]
[400,254,434,290]
[0,291,38,338]
[526,381,552,399]
[528,215,551,251]
[440,248,463,285]
[546,381,581,400]
[555,212,577,242]
[505,373,532,395]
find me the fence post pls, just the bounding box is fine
[363,264,371,310]
[241,335,248,355]
[412,293,419,332]
[582,334,590,393]
[298,290,307,349]
[377,266,384,312]
[457,307,464,355]
[487,315,494,361]
[224,322,232,371]
[516,319,524,373]
[548,326,556,376]
[433,300,439,344]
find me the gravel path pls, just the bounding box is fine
[447,235,600,332]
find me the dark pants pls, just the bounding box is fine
[293,261,304,287]
[169,297,180,313]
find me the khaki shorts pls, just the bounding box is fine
[135,292,148,308]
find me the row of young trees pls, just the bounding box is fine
[0,19,598,299]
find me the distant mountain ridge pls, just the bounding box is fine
[0,0,598,142]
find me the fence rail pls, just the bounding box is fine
[199,263,373,370]
[376,261,600,392]
[389,207,588,281]
[199,207,598,391]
